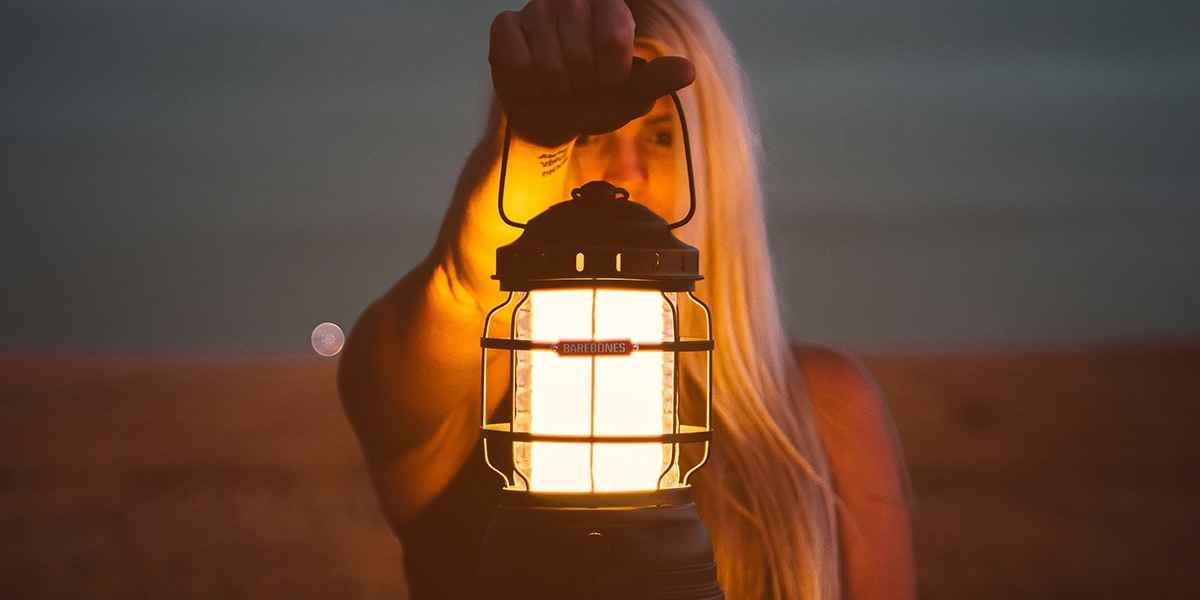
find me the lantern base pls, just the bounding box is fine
[473,487,724,600]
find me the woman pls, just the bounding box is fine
[338,1,915,598]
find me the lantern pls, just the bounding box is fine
[474,93,723,600]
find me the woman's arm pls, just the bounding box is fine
[797,345,917,600]
[336,130,574,527]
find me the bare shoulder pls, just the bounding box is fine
[793,344,883,426]
[793,344,894,462]
[792,343,905,519]
[792,343,916,599]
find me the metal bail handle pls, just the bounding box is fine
[497,89,698,230]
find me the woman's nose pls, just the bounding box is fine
[602,137,647,193]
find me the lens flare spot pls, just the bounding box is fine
[311,322,344,357]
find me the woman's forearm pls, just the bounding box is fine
[337,129,576,524]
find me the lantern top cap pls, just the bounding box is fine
[493,180,702,291]
[505,180,692,248]
[573,180,627,202]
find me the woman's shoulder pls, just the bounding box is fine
[790,342,917,599]
[789,341,901,499]
[791,343,900,456]
[790,343,882,415]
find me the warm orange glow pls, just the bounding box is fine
[514,289,677,492]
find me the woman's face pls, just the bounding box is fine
[571,46,681,221]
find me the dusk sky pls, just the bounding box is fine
[3,0,1197,352]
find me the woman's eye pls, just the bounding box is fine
[576,134,592,146]
[654,131,673,147]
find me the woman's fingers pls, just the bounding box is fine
[569,56,695,135]
[489,10,540,98]
[519,1,571,95]
[626,56,696,102]
[591,0,635,87]
[493,0,633,99]
[556,0,597,93]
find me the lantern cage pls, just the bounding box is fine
[471,91,723,600]
[479,182,715,499]
[480,285,713,498]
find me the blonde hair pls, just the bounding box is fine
[627,2,841,599]
[449,1,841,597]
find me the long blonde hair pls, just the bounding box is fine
[449,1,841,597]
[627,2,841,599]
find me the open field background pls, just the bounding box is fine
[3,344,1197,598]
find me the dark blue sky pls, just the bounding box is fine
[2,0,1198,352]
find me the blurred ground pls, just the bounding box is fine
[1,344,1197,598]
[867,344,1200,598]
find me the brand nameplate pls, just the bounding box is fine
[553,339,636,356]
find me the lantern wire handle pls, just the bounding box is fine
[496,121,526,229]
[666,90,697,230]
[496,89,697,230]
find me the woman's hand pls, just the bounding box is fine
[489,0,695,147]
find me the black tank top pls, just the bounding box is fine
[399,437,511,599]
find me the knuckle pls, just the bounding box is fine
[491,10,519,33]
[611,8,636,34]
[594,29,633,53]
[513,58,536,75]
[520,0,547,21]
[562,0,591,18]
[492,51,534,77]
[490,45,530,71]
[564,47,595,67]
[537,58,568,78]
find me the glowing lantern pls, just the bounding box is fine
[474,92,723,600]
